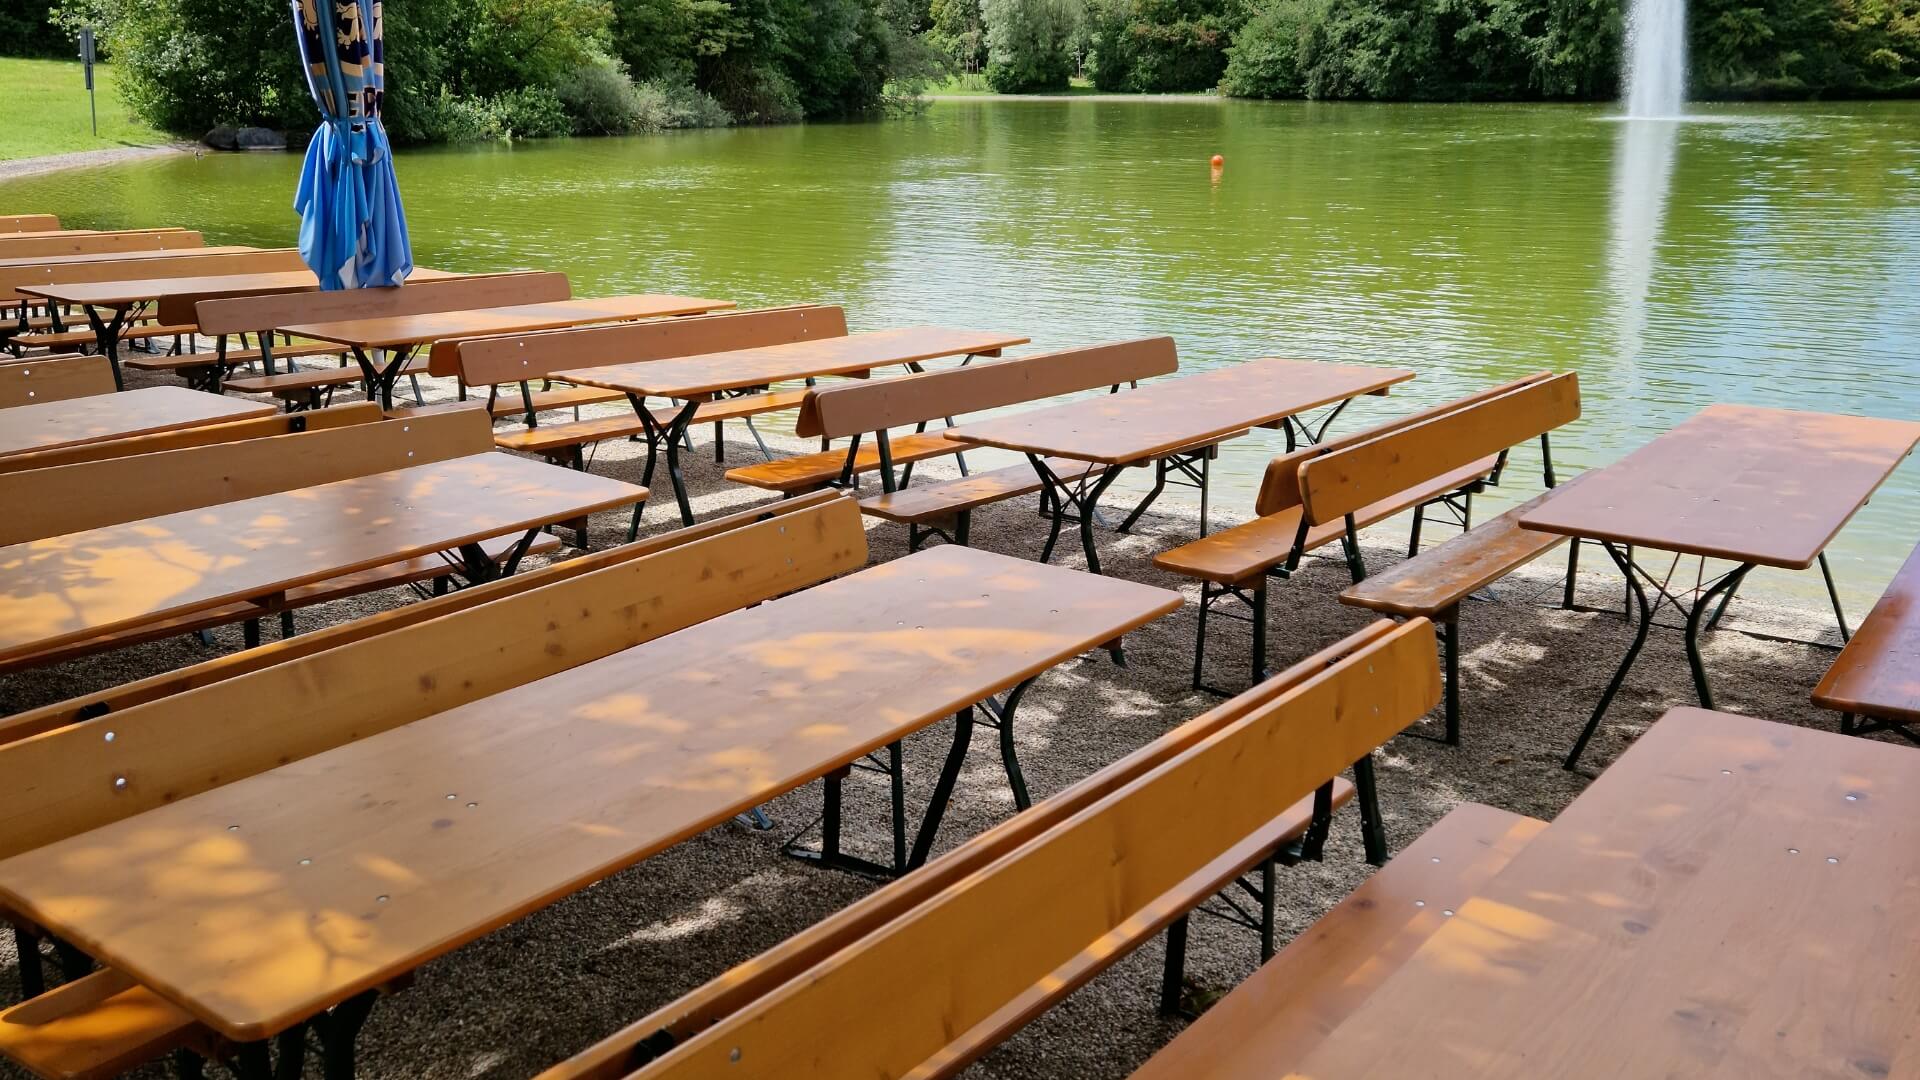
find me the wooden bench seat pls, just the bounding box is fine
[223,355,430,407]
[123,339,344,374]
[0,970,201,1080]
[857,459,1103,548]
[11,322,194,351]
[725,430,961,493]
[1156,371,1580,702]
[0,533,564,675]
[487,383,626,417]
[1813,538,1920,741]
[1130,803,1546,1079]
[495,390,812,459]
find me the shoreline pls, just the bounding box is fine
[0,141,199,183]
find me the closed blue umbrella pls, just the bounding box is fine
[291,0,411,290]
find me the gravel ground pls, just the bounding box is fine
[0,357,1875,1079]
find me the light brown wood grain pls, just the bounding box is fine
[541,621,1400,1080]
[1300,372,1579,523]
[618,618,1439,1080]
[0,407,492,545]
[0,355,115,409]
[1520,404,1920,568]
[946,358,1414,466]
[0,452,645,663]
[279,296,735,352]
[0,402,380,474]
[1813,539,1920,724]
[0,492,851,743]
[192,273,569,336]
[0,544,1176,1042]
[0,216,60,233]
[0,968,197,1079]
[4,251,309,303]
[440,304,839,382]
[558,326,1030,401]
[0,387,272,459]
[1279,708,1920,1079]
[1340,485,1574,617]
[0,231,203,263]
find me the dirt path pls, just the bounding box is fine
[0,141,200,183]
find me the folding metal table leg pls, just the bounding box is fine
[908,709,977,869]
[1565,541,1653,771]
[633,396,700,528]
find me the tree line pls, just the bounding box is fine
[8,0,1915,147]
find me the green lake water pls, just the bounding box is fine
[5,99,1918,611]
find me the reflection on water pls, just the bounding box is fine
[3,100,1917,608]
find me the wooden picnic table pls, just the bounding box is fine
[1160,707,1920,1079]
[1519,404,1920,769]
[0,544,1178,1052]
[275,294,736,409]
[0,452,645,665]
[942,357,1415,574]
[0,246,253,270]
[557,325,1032,526]
[0,386,272,459]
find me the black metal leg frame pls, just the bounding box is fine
[213,987,381,1080]
[626,396,701,536]
[81,301,141,391]
[1030,455,1128,575]
[347,342,421,411]
[1116,444,1218,537]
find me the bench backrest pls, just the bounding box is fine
[0,494,866,859]
[436,303,845,383]
[0,354,114,409]
[583,616,1438,1080]
[0,229,202,261]
[0,401,382,474]
[190,271,568,335]
[541,618,1401,1080]
[0,491,851,744]
[0,249,308,301]
[1298,372,1580,525]
[0,215,59,233]
[793,336,1179,440]
[0,406,492,546]
[1254,371,1559,517]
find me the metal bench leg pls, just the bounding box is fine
[1352,753,1388,866]
[979,677,1036,811]
[1407,505,1425,558]
[1840,712,1856,736]
[1562,537,1581,609]
[280,611,296,639]
[1250,581,1269,686]
[1291,780,1336,862]
[316,989,378,1080]
[1158,914,1190,1016]
[888,740,908,874]
[1191,582,1214,691]
[1440,612,1462,746]
[1258,855,1278,959]
[13,924,45,998]
[243,619,261,649]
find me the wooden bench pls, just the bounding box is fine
[1813,538,1920,742]
[1130,802,1546,1077]
[440,304,847,465]
[752,337,1180,547]
[0,495,868,1079]
[206,272,570,404]
[0,400,382,473]
[0,228,202,261]
[0,355,113,409]
[0,215,60,233]
[1155,371,1576,698]
[537,616,1442,1080]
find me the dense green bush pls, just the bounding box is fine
[1087,0,1243,91]
[983,0,1083,89]
[2,2,73,57]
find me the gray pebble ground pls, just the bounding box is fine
[0,358,1876,1079]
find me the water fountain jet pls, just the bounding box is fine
[1623,0,1687,117]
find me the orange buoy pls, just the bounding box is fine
[1210,154,1224,167]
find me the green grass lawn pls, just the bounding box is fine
[0,57,170,161]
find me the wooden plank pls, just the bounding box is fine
[279,295,735,351]
[1130,804,1547,1080]
[797,337,1179,440]
[0,968,198,1080]
[439,303,841,382]
[945,358,1415,466]
[0,402,382,474]
[558,326,1031,401]
[0,216,60,233]
[0,407,493,545]
[540,621,1402,1080]
[0,387,273,459]
[0,230,203,262]
[1282,708,1920,1079]
[1520,405,1920,569]
[0,492,852,743]
[0,544,1177,1042]
[0,354,115,409]
[1253,372,1554,517]
[3,251,310,302]
[0,452,647,663]
[191,272,570,336]
[1812,538,1920,724]
[616,619,1439,1080]
[1340,484,1576,617]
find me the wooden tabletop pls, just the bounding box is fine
[556,326,1032,400]
[1262,707,1920,1079]
[17,268,463,309]
[277,295,736,350]
[0,246,254,271]
[943,358,1416,465]
[0,453,644,664]
[0,386,272,459]
[1520,404,1920,569]
[0,545,1178,1040]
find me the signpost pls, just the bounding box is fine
[78,27,97,136]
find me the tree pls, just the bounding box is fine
[931,0,990,71]
[1086,0,1245,91]
[983,0,1083,89]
